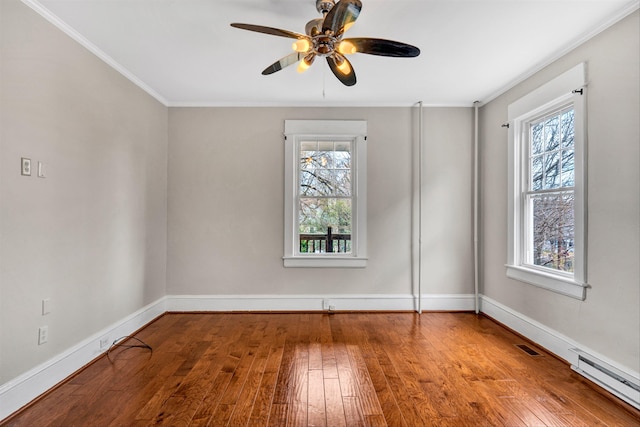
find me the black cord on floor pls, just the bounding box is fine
[106,336,152,363]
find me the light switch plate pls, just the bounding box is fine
[42,298,51,315]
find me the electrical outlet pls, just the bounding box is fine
[21,157,31,176]
[322,299,330,310]
[100,338,110,350]
[38,326,48,345]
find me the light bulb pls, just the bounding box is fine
[297,59,311,73]
[338,40,357,55]
[292,39,310,53]
[297,54,315,73]
[336,58,351,75]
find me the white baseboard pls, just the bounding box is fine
[0,297,167,421]
[165,293,476,312]
[480,295,640,409]
[480,295,578,362]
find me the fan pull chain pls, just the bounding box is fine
[322,66,326,98]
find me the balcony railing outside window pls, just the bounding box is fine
[299,226,351,253]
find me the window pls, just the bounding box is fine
[299,140,353,253]
[283,120,367,267]
[527,106,576,271]
[506,63,588,299]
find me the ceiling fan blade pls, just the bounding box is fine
[327,55,356,86]
[342,38,420,57]
[322,0,362,36]
[262,52,305,75]
[230,23,308,40]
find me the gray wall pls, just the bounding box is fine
[167,107,474,297]
[0,0,168,382]
[479,11,639,371]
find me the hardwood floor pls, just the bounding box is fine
[3,312,639,427]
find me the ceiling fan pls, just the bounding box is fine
[230,0,420,87]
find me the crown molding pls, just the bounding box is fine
[20,0,169,106]
[478,0,639,106]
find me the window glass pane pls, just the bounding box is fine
[334,148,351,169]
[299,168,352,197]
[531,156,543,191]
[529,192,574,272]
[298,198,352,253]
[301,154,315,170]
[300,141,317,171]
[299,197,321,233]
[544,115,560,151]
[335,141,350,152]
[333,170,351,196]
[316,169,335,195]
[544,152,560,189]
[317,150,333,169]
[531,123,544,155]
[299,169,335,196]
[561,149,574,187]
[318,140,334,153]
[300,141,316,152]
[299,169,319,196]
[561,109,574,149]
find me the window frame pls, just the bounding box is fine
[506,63,588,300]
[283,120,367,268]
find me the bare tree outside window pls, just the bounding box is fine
[527,108,575,272]
[531,193,574,271]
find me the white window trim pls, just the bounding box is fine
[506,63,588,300]
[283,120,367,268]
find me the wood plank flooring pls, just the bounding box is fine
[3,312,639,427]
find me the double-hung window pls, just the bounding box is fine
[507,63,588,299]
[283,120,367,267]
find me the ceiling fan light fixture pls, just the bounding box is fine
[292,39,311,53]
[338,40,357,55]
[297,54,315,73]
[335,54,351,75]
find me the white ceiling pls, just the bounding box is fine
[26,0,638,107]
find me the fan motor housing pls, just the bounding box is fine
[313,35,337,56]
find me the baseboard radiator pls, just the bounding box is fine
[570,349,640,410]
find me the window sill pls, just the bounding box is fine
[283,256,368,268]
[505,264,588,300]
